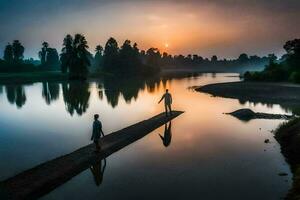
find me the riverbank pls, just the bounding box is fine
[0,71,111,84]
[0,71,68,84]
[275,118,300,200]
[196,81,300,114]
[0,69,197,85]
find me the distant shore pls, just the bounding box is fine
[196,81,300,108]
[0,70,232,85]
[0,71,111,84]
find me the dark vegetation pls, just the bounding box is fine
[275,117,300,200]
[244,39,300,83]
[0,40,38,73]
[1,33,278,80]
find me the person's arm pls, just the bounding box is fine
[170,94,172,104]
[101,130,105,137]
[91,123,95,140]
[100,122,105,137]
[158,94,165,104]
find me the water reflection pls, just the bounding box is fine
[158,121,172,147]
[0,73,293,200]
[0,72,299,116]
[90,158,106,186]
[0,73,201,114]
[238,99,300,115]
[102,76,162,107]
[62,81,90,116]
[42,82,60,105]
[5,85,26,108]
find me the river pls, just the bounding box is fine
[0,73,292,199]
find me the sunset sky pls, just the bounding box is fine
[0,0,299,59]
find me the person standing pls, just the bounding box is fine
[158,89,173,116]
[91,114,105,152]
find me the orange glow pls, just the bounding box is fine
[12,1,299,58]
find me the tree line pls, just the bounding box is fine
[244,39,300,83]
[0,33,285,78]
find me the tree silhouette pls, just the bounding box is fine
[238,53,249,63]
[60,34,91,79]
[284,39,300,83]
[146,48,161,66]
[4,43,13,63]
[12,40,25,63]
[119,40,141,73]
[38,42,60,70]
[284,39,300,71]
[60,34,73,73]
[39,42,49,65]
[103,37,119,72]
[284,39,300,55]
[94,45,104,69]
[211,55,218,63]
[46,48,60,68]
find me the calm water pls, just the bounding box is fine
[0,73,292,199]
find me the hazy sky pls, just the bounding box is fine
[0,0,299,59]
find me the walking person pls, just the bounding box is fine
[91,114,105,152]
[158,89,173,116]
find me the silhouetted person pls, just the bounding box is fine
[90,158,106,186]
[91,114,105,152]
[159,121,172,147]
[158,89,172,116]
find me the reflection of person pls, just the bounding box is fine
[90,158,107,186]
[91,114,105,152]
[159,121,172,147]
[158,89,173,116]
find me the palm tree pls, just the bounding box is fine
[12,40,24,63]
[103,37,119,72]
[4,43,13,63]
[60,34,91,79]
[95,45,103,68]
[39,41,49,65]
[95,45,103,55]
[60,34,73,73]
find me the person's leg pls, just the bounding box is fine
[168,104,172,115]
[165,104,168,116]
